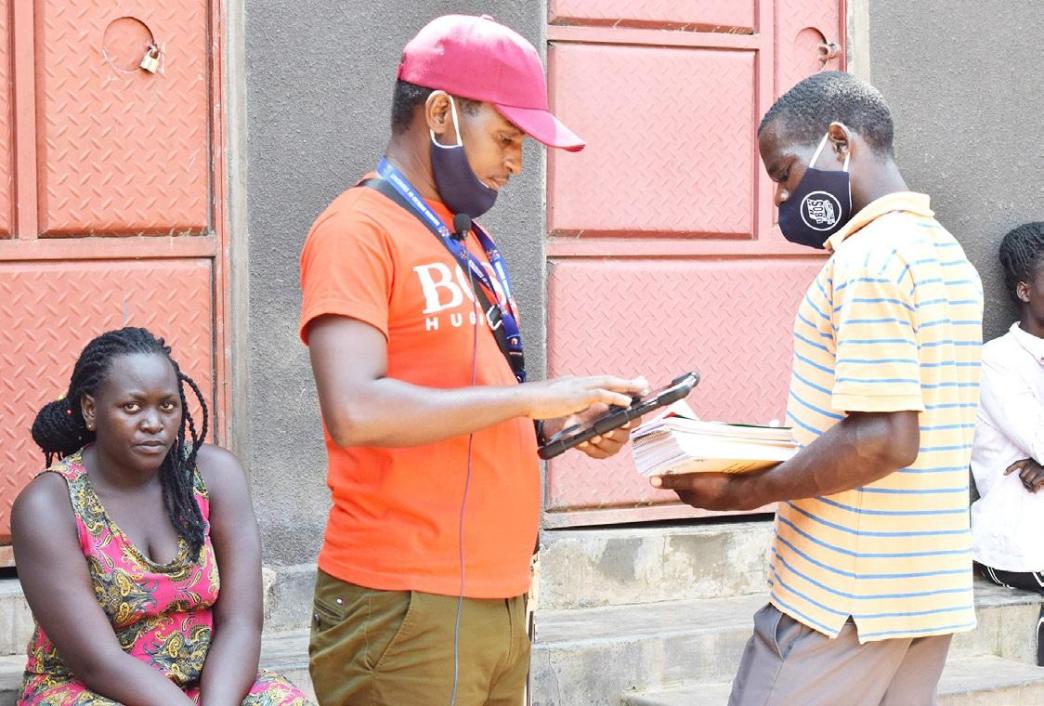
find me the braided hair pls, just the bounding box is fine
[30,327,210,560]
[999,222,1044,304]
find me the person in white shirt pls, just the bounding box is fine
[971,221,1044,663]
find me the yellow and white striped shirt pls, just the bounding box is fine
[769,192,984,642]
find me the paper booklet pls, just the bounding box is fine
[631,401,797,477]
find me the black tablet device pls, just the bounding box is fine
[537,371,700,460]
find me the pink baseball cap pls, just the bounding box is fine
[397,14,585,152]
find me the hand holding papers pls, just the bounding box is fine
[632,401,797,477]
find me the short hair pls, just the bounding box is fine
[390,79,481,135]
[31,327,210,560]
[998,222,1044,303]
[759,71,895,156]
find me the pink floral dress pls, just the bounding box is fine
[19,450,313,705]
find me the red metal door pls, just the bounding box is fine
[544,0,846,527]
[0,1,228,561]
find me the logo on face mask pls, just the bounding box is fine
[801,191,842,230]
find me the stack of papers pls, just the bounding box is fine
[632,402,797,477]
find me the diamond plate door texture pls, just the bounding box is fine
[0,260,214,539]
[0,0,11,238]
[544,258,824,512]
[547,44,755,238]
[775,0,845,95]
[550,0,755,31]
[36,1,210,236]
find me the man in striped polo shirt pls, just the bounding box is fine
[654,72,983,705]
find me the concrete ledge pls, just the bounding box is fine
[0,561,318,660]
[533,578,1044,706]
[0,654,24,704]
[940,655,1044,706]
[0,632,312,706]
[0,581,32,657]
[623,656,1044,706]
[262,563,317,632]
[952,579,1044,665]
[536,520,774,610]
[531,593,764,706]
[261,628,314,701]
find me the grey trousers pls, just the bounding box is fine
[728,604,952,706]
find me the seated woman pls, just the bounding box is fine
[12,327,314,705]
[970,222,1044,663]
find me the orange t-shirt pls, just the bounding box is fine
[298,180,539,599]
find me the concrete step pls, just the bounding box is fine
[531,579,1044,706]
[622,655,1044,706]
[0,580,32,657]
[0,567,316,657]
[0,574,314,700]
[0,654,24,704]
[536,518,774,610]
[530,593,763,706]
[0,564,315,644]
[260,628,314,700]
[262,563,317,632]
[625,681,732,706]
[939,655,1044,706]
[0,630,311,705]
[955,579,1044,664]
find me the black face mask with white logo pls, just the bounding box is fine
[778,134,853,249]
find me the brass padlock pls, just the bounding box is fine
[139,46,160,74]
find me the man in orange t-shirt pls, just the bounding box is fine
[299,15,646,706]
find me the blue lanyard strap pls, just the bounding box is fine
[374,158,526,383]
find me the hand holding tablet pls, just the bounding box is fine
[537,372,700,460]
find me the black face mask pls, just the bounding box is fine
[429,94,498,219]
[778,134,853,249]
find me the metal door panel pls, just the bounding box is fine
[0,0,11,237]
[36,1,210,236]
[542,1,845,526]
[547,43,755,238]
[544,257,823,513]
[550,0,755,32]
[0,259,214,539]
[775,0,846,94]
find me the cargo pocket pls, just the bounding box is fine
[365,589,420,672]
[312,593,347,633]
[309,573,368,705]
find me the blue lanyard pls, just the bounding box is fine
[376,158,526,383]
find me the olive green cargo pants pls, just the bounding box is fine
[309,570,529,706]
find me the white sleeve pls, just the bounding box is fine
[978,354,1044,463]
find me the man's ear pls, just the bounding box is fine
[1016,279,1031,304]
[826,121,852,163]
[425,91,454,143]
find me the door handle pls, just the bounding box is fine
[818,41,840,64]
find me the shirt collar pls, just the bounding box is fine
[825,192,934,253]
[1009,321,1044,365]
